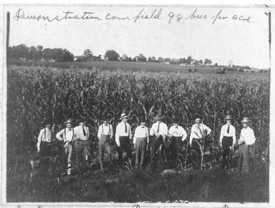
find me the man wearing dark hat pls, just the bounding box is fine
[37,119,53,158]
[168,117,187,168]
[56,119,75,175]
[149,114,168,164]
[97,116,113,172]
[189,116,211,168]
[238,117,256,173]
[133,117,149,169]
[74,117,90,169]
[219,115,236,169]
[115,113,133,168]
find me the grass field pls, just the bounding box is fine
[8,59,268,75]
[6,64,269,203]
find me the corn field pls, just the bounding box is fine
[6,65,269,202]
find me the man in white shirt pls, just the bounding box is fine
[37,119,52,158]
[168,117,187,168]
[133,118,149,169]
[97,116,113,172]
[189,116,211,168]
[238,117,256,173]
[149,114,168,165]
[219,115,236,169]
[56,119,75,175]
[74,118,90,169]
[115,113,133,168]
[37,119,53,173]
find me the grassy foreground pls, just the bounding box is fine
[7,157,268,203]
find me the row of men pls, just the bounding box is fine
[37,113,256,175]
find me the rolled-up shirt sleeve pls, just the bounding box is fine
[204,124,211,135]
[56,129,64,141]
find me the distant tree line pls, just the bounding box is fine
[8,44,74,62]
[8,44,215,66]
[9,44,262,72]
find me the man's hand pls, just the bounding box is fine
[238,139,244,145]
[219,143,223,148]
[134,143,137,149]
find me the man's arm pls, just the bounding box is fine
[37,129,43,152]
[181,127,187,141]
[115,124,120,147]
[219,126,224,144]
[168,126,173,137]
[56,129,64,141]
[97,125,102,139]
[232,127,236,145]
[150,124,156,136]
[205,124,211,135]
[110,125,114,139]
[190,126,195,145]
[128,123,132,139]
[133,127,138,145]
[161,123,168,138]
[146,128,149,143]
[248,129,256,145]
[87,126,90,139]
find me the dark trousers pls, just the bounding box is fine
[118,136,132,168]
[39,142,51,172]
[238,144,250,173]
[99,135,112,170]
[40,141,52,158]
[135,137,147,167]
[170,137,182,167]
[150,135,165,164]
[75,139,89,167]
[222,136,233,169]
[191,138,203,168]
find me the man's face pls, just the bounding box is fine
[226,119,232,125]
[79,122,85,126]
[122,118,127,123]
[195,119,201,124]
[140,122,146,127]
[174,123,178,127]
[103,121,107,125]
[46,124,51,129]
[66,123,72,129]
[242,123,248,128]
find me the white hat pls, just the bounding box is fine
[120,113,128,120]
[241,117,250,123]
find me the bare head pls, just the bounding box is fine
[66,123,72,129]
[195,118,201,124]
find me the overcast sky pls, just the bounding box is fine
[5,5,270,68]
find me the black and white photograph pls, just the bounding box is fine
[1,2,274,207]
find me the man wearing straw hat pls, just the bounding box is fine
[219,115,236,169]
[150,114,168,164]
[97,115,113,172]
[74,117,90,169]
[168,117,187,168]
[115,113,133,168]
[238,117,256,173]
[56,119,75,175]
[133,117,149,169]
[37,119,53,158]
